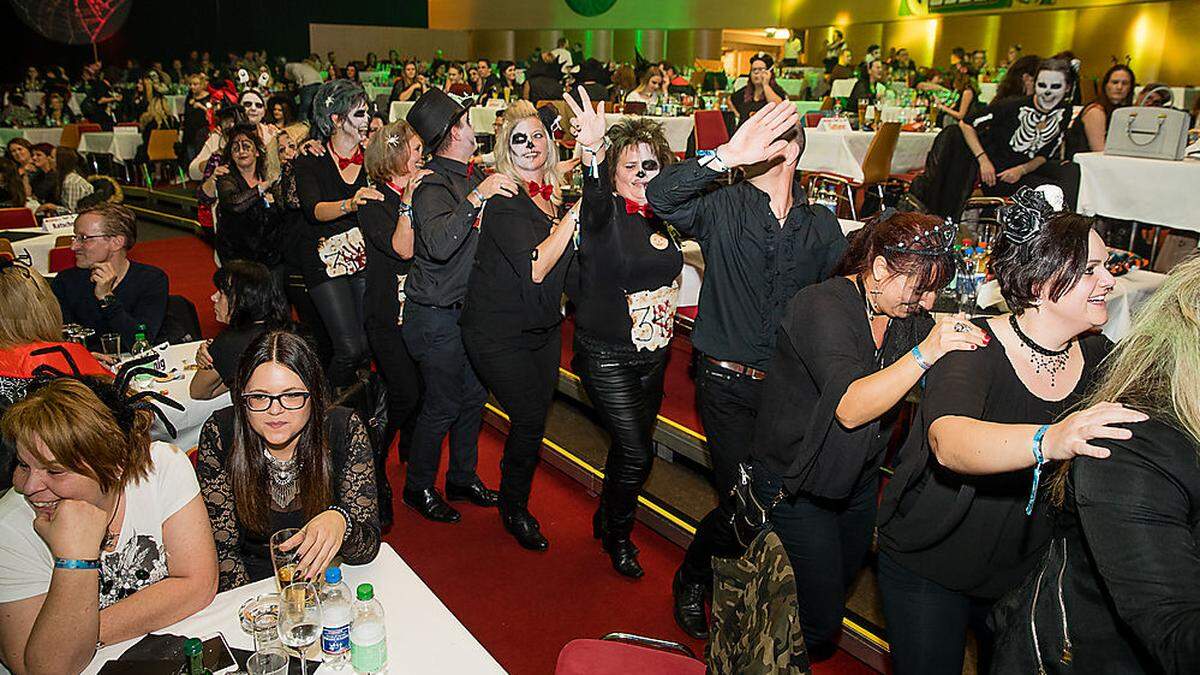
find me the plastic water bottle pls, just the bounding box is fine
[129,324,151,360]
[350,583,387,674]
[320,567,353,670]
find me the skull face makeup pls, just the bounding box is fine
[241,91,266,124]
[508,118,548,172]
[614,143,662,203]
[1034,70,1067,111]
[340,103,370,141]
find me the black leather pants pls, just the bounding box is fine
[573,338,669,541]
[308,273,368,390]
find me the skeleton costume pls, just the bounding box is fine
[967,69,1075,200]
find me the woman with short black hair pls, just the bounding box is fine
[190,260,291,401]
[876,187,1148,674]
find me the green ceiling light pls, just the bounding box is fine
[565,0,617,17]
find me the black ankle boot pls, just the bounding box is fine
[501,508,549,551]
[604,536,643,579]
[673,569,710,639]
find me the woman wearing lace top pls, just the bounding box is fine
[196,330,380,592]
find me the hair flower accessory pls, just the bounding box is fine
[999,185,1064,245]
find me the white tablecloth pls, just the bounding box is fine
[0,127,65,146]
[979,82,998,103]
[147,341,232,452]
[1076,152,1200,232]
[83,543,504,674]
[165,94,187,118]
[799,129,935,182]
[604,113,694,154]
[7,226,72,273]
[78,131,144,161]
[25,91,85,116]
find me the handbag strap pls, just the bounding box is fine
[1125,113,1167,147]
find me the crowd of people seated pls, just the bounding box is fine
[2,35,1200,675]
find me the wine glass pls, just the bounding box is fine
[277,581,321,675]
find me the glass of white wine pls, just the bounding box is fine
[277,581,321,675]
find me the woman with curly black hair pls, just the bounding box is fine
[564,87,680,577]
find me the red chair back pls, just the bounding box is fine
[0,208,37,230]
[805,112,825,128]
[692,110,729,152]
[116,122,139,128]
[77,123,102,133]
[48,246,76,273]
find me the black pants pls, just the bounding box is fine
[463,326,561,512]
[367,322,422,461]
[401,302,485,491]
[753,462,878,659]
[679,356,765,585]
[877,552,995,675]
[308,273,368,390]
[573,341,669,540]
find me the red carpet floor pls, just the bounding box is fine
[379,426,875,674]
[150,232,875,673]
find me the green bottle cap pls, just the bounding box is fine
[356,583,374,601]
[184,637,203,656]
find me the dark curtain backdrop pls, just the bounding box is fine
[2,0,428,81]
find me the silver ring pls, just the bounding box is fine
[953,322,969,333]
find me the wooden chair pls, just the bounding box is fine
[0,239,13,261]
[693,110,729,153]
[59,123,83,149]
[143,128,182,186]
[803,122,901,220]
[0,208,37,230]
[818,96,835,112]
[804,112,825,128]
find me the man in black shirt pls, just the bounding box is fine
[647,102,847,639]
[401,90,517,523]
[50,203,168,348]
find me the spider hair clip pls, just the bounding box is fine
[385,134,400,148]
[26,347,185,439]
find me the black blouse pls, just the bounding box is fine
[572,160,683,352]
[215,170,283,266]
[878,320,1111,598]
[992,419,1200,673]
[291,151,369,287]
[752,277,933,499]
[461,190,573,336]
[359,184,413,330]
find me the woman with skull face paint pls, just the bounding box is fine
[238,89,281,183]
[290,80,383,391]
[563,87,681,578]
[959,59,1075,200]
[460,101,580,551]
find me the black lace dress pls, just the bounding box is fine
[196,405,380,591]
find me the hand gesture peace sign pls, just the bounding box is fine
[563,86,606,150]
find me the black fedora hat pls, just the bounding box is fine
[408,88,471,151]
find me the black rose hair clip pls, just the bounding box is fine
[878,208,957,257]
[25,347,184,439]
[998,185,1065,245]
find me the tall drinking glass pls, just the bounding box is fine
[857,98,869,130]
[278,581,321,675]
[247,648,289,675]
[269,528,302,592]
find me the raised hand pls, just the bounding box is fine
[714,101,800,168]
[563,86,606,150]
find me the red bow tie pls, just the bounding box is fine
[332,146,364,170]
[624,199,654,219]
[527,181,553,200]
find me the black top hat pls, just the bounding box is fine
[408,88,471,151]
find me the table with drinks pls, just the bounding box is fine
[82,543,505,674]
[133,340,232,452]
[798,128,936,182]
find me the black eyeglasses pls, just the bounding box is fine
[242,391,311,412]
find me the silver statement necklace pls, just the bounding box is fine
[264,450,299,509]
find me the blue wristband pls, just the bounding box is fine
[910,345,932,371]
[54,557,100,570]
[1025,424,1051,516]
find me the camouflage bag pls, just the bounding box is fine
[707,528,811,675]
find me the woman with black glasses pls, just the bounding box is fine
[196,330,380,591]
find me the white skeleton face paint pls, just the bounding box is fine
[509,118,548,172]
[1034,70,1067,111]
[614,143,661,203]
[341,103,370,141]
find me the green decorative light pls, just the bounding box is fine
[566,0,616,17]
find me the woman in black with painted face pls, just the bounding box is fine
[461,101,579,552]
[749,211,987,660]
[875,187,1148,675]
[564,87,681,578]
[290,80,384,391]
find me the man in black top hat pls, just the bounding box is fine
[400,89,518,523]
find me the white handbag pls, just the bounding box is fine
[1105,107,1190,161]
